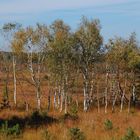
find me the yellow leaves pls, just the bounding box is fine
[11,29,27,54]
[11,39,24,54]
[56,31,63,40]
[14,30,27,43]
[128,50,140,69]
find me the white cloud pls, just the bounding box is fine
[0,0,132,14]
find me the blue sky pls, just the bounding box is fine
[0,0,140,48]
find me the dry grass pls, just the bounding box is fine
[0,73,139,139]
[0,108,139,140]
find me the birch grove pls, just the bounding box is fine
[0,17,140,114]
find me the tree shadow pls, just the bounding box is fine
[0,111,57,130]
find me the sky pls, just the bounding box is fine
[0,0,140,49]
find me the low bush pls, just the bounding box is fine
[121,127,139,140]
[69,103,78,119]
[69,127,86,140]
[104,119,113,130]
[0,121,21,136]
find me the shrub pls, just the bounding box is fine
[0,121,21,136]
[29,110,41,125]
[8,124,20,136]
[69,127,86,140]
[121,127,139,140]
[69,103,78,119]
[104,119,113,130]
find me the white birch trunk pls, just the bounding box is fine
[28,46,42,110]
[105,72,109,114]
[120,79,127,112]
[112,93,117,113]
[37,86,41,110]
[90,79,94,103]
[58,85,61,108]
[132,84,136,103]
[54,90,57,109]
[128,94,131,113]
[25,102,29,112]
[60,85,64,112]
[64,94,67,114]
[64,76,68,114]
[84,80,88,111]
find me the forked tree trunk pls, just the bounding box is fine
[28,48,43,111]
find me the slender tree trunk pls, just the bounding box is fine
[112,93,117,113]
[90,80,94,103]
[83,69,89,112]
[128,83,136,113]
[132,84,136,106]
[76,70,79,108]
[58,85,61,108]
[105,72,109,114]
[64,93,67,114]
[64,76,68,114]
[13,56,17,106]
[25,102,29,112]
[37,86,41,110]
[97,77,100,113]
[111,75,117,113]
[90,71,94,103]
[47,90,51,111]
[60,85,64,112]
[120,79,127,112]
[54,89,57,110]
[128,94,131,113]
[84,80,88,111]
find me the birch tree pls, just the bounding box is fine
[73,17,103,111]
[1,23,21,107]
[12,24,49,110]
[106,33,140,112]
[47,20,72,113]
